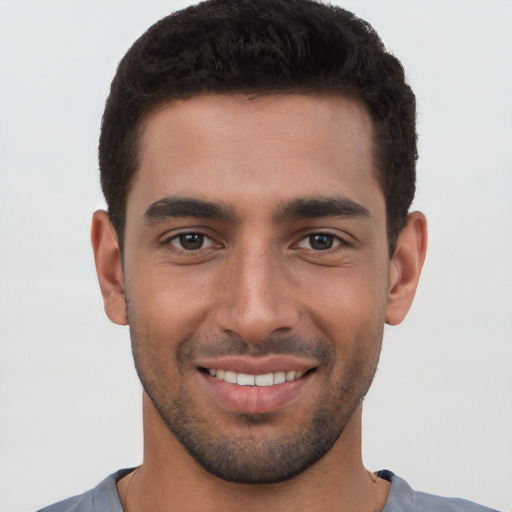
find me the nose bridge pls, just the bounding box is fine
[215,236,298,342]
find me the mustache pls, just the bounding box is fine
[178,334,333,365]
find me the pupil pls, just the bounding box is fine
[310,234,333,250]
[179,233,204,250]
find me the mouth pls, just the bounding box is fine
[200,367,310,387]
[196,360,317,414]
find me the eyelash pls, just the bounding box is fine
[296,232,350,252]
[163,232,219,253]
[161,230,351,255]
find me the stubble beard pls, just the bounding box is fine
[129,314,383,484]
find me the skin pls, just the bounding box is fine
[92,93,427,512]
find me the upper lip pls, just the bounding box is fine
[195,355,318,375]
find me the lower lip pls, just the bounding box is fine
[199,371,313,414]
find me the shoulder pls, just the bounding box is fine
[35,469,133,512]
[379,470,501,512]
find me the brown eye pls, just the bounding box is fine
[173,233,205,251]
[296,232,348,252]
[308,233,335,250]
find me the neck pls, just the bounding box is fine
[118,394,389,512]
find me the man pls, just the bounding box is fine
[38,0,499,511]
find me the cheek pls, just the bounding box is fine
[302,263,388,355]
[126,249,198,304]
[125,264,217,348]
[305,261,388,319]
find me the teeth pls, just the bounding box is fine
[224,371,237,384]
[273,371,286,384]
[237,373,255,386]
[254,373,274,386]
[207,369,307,386]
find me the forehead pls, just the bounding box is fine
[129,93,381,218]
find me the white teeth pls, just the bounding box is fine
[207,369,307,386]
[273,371,286,384]
[224,371,237,384]
[237,373,255,386]
[254,373,274,386]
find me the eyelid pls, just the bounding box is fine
[294,231,353,251]
[160,228,223,252]
[170,233,216,250]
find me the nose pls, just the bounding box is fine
[214,242,300,343]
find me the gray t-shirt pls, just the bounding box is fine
[37,468,500,512]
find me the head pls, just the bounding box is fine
[93,0,426,486]
[99,0,417,257]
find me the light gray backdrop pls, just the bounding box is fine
[0,1,510,511]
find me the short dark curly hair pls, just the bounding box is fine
[99,0,417,256]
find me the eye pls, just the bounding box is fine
[297,233,343,251]
[168,232,216,251]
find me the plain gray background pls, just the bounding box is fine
[0,1,511,511]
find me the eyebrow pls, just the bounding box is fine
[143,195,370,226]
[275,196,370,221]
[143,197,235,224]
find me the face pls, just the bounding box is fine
[122,94,390,483]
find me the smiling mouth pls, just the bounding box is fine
[200,368,313,387]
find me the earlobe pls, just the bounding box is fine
[386,211,428,326]
[91,210,128,325]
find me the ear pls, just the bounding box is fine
[386,211,428,326]
[91,210,128,325]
